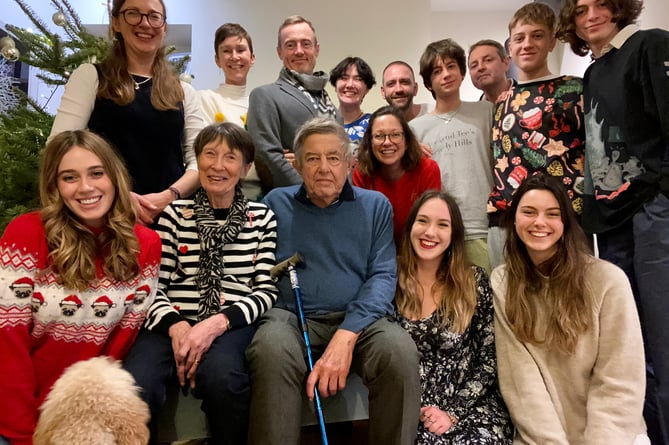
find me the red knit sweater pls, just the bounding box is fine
[0,212,161,445]
[352,157,442,244]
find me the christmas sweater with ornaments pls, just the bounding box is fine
[0,212,161,445]
[487,75,585,225]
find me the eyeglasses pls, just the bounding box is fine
[372,132,404,144]
[119,9,165,28]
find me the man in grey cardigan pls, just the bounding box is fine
[247,15,339,193]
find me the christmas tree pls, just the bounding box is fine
[0,0,111,230]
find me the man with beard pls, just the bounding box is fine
[381,61,434,122]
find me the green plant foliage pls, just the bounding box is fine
[6,0,110,86]
[0,94,52,229]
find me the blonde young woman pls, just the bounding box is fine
[50,0,205,224]
[491,173,649,444]
[395,190,511,444]
[0,130,161,445]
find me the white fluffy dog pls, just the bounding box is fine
[34,356,150,445]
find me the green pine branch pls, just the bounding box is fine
[0,92,52,230]
[7,0,110,86]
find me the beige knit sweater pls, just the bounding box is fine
[491,258,647,444]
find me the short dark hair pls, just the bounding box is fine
[557,0,643,56]
[356,105,423,176]
[419,39,466,98]
[329,57,376,89]
[468,39,507,61]
[214,23,253,55]
[194,122,255,165]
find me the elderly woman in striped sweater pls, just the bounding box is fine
[124,122,278,445]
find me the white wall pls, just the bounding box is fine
[3,0,430,114]
[432,9,563,101]
[3,0,667,111]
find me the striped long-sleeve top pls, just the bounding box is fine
[144,199,278,335]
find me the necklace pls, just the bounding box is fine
[434,108,459,125]
[132,75,152,90]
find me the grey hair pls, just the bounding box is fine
[293,117,351,168]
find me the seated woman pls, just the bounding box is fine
[353,105,441,243]
[0,130,161,445]
[123,122,278,445]
[395,190,512,444]
[491,174,649,444]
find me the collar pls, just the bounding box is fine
[215,83,247,99]
[597,24,639,58]
[294,180,355,207]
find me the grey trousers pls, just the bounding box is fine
[246,308,421,445]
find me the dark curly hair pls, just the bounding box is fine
[556,0,643,56]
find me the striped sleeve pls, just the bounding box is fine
[219,202,278,328]
[143,202,189,334]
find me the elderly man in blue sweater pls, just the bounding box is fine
[246,117,420,444]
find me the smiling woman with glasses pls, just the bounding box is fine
[119,8,166,27]
[49,0,205,227]
[353,105,441,244]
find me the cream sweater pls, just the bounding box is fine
[491,258,647,445]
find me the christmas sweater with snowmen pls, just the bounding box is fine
[0,212,161,445]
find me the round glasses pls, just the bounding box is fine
[119,9,165,28]
[372,132,404,144]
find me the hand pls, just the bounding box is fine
[130,192,156,225]
[168,321,192,387]
[170,315,229,388]
[283,149,296,169]
[419,143,433,158]
[306,329,358,400]
[420,405,456,436]
[140,190,173,221]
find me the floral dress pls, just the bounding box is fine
[396,267,512,444]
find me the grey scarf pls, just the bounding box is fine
[281,67,338,119]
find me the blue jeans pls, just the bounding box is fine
[597,193,669,445]
[123,325,255,445]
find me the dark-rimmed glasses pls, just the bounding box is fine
[119,9,165,28]
[372,132,404,144]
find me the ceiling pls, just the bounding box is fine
[432,0,563,12]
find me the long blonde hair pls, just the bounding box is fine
[395,191,477,333]
[97,0,183,110]
[503,174,593,354]
[39,130,140,291]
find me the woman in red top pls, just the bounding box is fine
[0,130,161,445]
[353,105,441,244]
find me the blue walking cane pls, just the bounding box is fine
[271,253,329,445]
